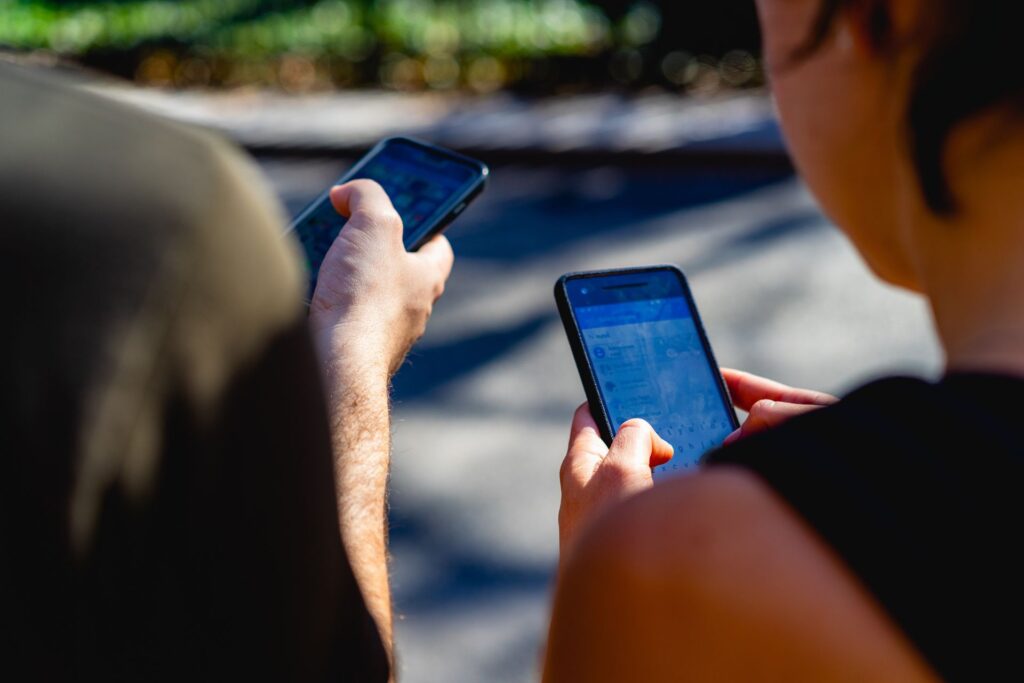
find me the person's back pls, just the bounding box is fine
[0,63,388,680]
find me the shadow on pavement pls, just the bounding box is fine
[389,511,553,611]
[393,313,554,403]
[450,166,793,261]
[390,168,805,405]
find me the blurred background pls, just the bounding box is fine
[2,1,941,680]
[0,0,762,92]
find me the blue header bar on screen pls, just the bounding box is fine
[575,298,692,329]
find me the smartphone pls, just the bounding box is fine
[555,266,739,479]
[286,136,488,299]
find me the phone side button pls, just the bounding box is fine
[452,202,467,215]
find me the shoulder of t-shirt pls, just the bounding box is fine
[0,62,304,320]
[7,62,305,361]
[1,64,310,547]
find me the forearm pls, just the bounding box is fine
[317,334,395,660]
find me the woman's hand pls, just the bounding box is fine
[558,404,674,561]
[721,369,838,445]
[308,180,454,378]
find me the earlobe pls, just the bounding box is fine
[836,22,855,55]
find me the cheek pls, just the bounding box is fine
[755,1,919,289]
[757,1,850,203]
[772,61,916,287]
[772,64,853,215]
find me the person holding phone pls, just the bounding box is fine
[546,1,1024,680]
[1,62,452,680]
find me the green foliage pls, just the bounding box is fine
[0,0,259,52]
[0,0,616,58]
[0,1,765,92]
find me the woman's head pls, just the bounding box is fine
[755,0,1022,289]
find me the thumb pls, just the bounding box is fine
[605,419,674,472]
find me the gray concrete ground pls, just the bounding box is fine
[259,157,942,682]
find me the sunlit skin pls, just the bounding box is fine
[545,0,1024,679]
[309,180,454,677]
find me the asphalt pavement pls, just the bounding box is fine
[259,156,942,682]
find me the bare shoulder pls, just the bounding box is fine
[544,467,938,682]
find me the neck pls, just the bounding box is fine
[910,139,1024,377]
[932,279,1024,378]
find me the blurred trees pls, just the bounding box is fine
[0,0,762,92]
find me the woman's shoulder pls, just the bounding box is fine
[694,372,1024,680]
[551,466,938,681]
[555,372,1024,680]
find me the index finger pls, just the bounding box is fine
[414,233,455,280]
[329,179,399,221]
[562,403,609,483]
[721,368,838,412]
[569,403,605,452]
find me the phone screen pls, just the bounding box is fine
[290,138,483,298]
[565,271,737,478]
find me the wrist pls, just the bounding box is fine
[312,321,390,379]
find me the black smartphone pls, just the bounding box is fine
[286,136,488,299]
[555,266,739,479]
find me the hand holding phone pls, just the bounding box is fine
[557,402,675,554]
[555,266,738,481]
[307,180,455,380]
[287,136,488,300]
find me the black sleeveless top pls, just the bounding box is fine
[706,375,1024,681]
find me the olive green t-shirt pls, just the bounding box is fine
[0,62,388,681]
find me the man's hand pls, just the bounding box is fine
[309,179,454,377]
[721,369,838,445]
[306,179,453,670]
[559,404,673,561]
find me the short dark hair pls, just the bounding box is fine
[798,1,1019,213]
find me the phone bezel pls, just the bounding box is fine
[285,135,489,253]
[554,264,740,449]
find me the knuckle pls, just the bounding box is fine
[600,458,633,485]
[348,207,378,227]
[559,456,574,483]
[749,399,775,417]
[383,211,403,232]
[348,207,402,236]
